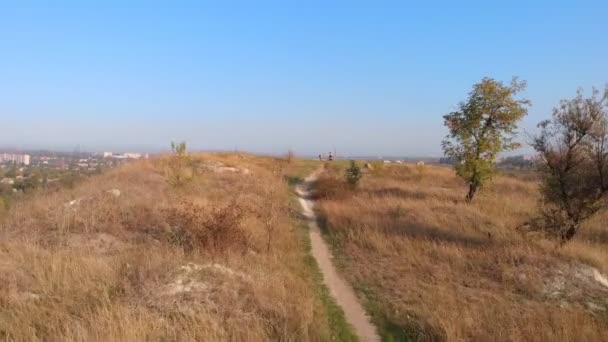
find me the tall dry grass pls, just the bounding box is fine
[0,153,334,341]
[315,162,608,341]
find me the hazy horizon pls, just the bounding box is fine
[2,1,607,156]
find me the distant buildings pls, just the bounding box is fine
[102,152,148,160]
[124,153,142,159]
[0,153,30,166]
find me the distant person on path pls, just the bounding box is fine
[328,152,333,161]
[318,154,323,161]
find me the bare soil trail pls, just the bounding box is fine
[296,169,380,342]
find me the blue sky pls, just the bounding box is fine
[1,1,607,156]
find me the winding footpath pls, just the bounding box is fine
[296,170,380,342]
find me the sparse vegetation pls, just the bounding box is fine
[442,77,530,201]
[256,164,286,253]
[314,162,608,341]
[415,161,426,180]
[167,141,191,187]
[532,87,608,242]
[370,161,384,173]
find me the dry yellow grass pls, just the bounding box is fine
[315,162,608,341]
[0,153,339,341]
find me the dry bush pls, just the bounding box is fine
[251,164,287,253]
[310,174,352,200]
[163,199,248,253]
[370,161,384,171]
[415,161,427,180]
[316,162,608,341]
[286,149,295,164]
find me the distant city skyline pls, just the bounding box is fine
[2,1,607,156]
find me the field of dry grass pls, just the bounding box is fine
[0,153,351,341]
[314,162,608,341]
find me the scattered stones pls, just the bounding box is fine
[164,277,208,296]
[106,189,121,197]
[64,198,84,208]
[542,263,608,313]
[201,161,252,175]
[63,189,120,211]
[593,268,608,288]
[180,262,250,280]
[162,262,250,297]
[586,302,606,312]
[10,291,40,303]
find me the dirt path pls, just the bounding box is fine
[296,170,380,342]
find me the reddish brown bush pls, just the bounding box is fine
[310,176,352,200]
[163,199,248,252]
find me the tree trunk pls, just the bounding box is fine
[266,230,272,253]
[561,223,578,243]
[465,184,478,202]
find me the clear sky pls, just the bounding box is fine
[1,1,607,156]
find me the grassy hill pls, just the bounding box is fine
[2,153,607,341]
[314,162,608,341]
[0,153,353,341]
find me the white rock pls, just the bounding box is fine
[593,268,608,288]
[106,189,121,197]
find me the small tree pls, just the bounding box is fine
[345,160,362,188]
[171,141,187,157]
[442,77,530,201]
[532,87,608,242]
[257,163,286,253]
[286,149,295,164]
[169,141,190,187]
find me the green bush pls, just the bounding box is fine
[345,160,362,188]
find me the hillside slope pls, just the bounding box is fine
[314,162,608,341]
[0,153,347,341]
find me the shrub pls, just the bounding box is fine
[163,199,248,252]
[345,160,362,188]
[255,163,286,253]
[369,161,385,175]
[286,149,295,164]
[415,161,426,180]
[532,87,608,242]
[311,176,351,200]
